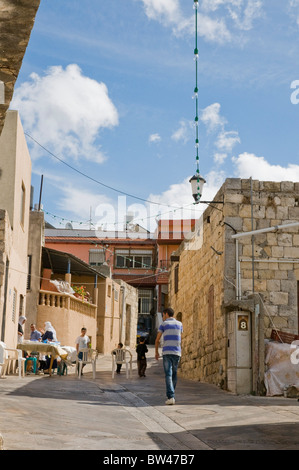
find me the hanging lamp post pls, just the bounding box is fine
[190,0,206,203]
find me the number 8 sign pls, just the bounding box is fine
[238,315,248,331]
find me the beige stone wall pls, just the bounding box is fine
[226,179,299,337]
[169,178,299,389]
[37,294,97,349]
[25,211,44,333]
[96,278,138,354]
[0,112,31,347]
[0,210,12,344]
[115,279,138,349]
[96,278,122,354]
[170,204,226,385]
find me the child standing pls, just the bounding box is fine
[115,342,124,374]
[136,337,148,377]
[75,327,90,375]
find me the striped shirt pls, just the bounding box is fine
[159,318,183,356]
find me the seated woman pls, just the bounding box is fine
[39,322,58,373]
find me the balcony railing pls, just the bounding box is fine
[39,290,97,318]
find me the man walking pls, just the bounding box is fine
[155,307,183,405]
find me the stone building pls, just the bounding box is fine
[0,0,41,136]
[169,178,299,395]
[0,111,32,347]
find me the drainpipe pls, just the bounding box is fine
[120,285,125,344]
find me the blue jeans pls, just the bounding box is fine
[163,355,180,399]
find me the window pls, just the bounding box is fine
[12,289,17,323]
[89,249,105,266]
[115,250,152,269]
[174,264,179,293]
[138,289,153,314]
[19,295,24,316]
[27,255,32,290]
[20,182,25,226]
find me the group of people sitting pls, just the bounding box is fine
[18,317,61,374]
[18,317,92,375]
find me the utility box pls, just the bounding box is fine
[227,311,252,394]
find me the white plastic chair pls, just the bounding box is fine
[0,342,7,378]
[76,348,97,379]
[0,343,25,378]
[111,348,132,379]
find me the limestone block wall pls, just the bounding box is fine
[170,203,226,385]
[224,179,299,337]
[169,178,299,388]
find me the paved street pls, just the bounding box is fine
[1,346,299,452]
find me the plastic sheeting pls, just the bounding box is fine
[50,280,74,294]
[264,339,299,396]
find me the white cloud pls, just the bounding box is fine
[11,64,119,164]
[200,103,227,132]
[201,0,263,31]
[138,0,261,43]
[200,102,240,162]
[140,0,181,24]
[149,133,162,143]
[214,152,228,164]
[146,169,226,229]
[289,0,299,26]
[216,130,241,152]
[171,120,192,143]
[232,152,299,181]
[139,0,231,43]
[55,184,114,228]
[228,0,263,31]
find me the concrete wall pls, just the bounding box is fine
[0,111,31,347]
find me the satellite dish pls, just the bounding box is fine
[65,222,73,229]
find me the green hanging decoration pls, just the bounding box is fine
[189,0,206,203]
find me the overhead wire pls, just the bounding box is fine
[25,132,199,210]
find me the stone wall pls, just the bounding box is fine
[169,178,299,389]
[224,179,299,337]
[0,0,41,136]
[169,199,227,385]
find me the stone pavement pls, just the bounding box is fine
[1,345,299,451]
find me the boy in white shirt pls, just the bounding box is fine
[75,328,90,375]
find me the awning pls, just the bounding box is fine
[42,247,107,278]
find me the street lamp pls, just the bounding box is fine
[189,174,206,203]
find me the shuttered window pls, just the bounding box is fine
[89,249,105,266]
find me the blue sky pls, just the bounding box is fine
[10,0,299,231]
